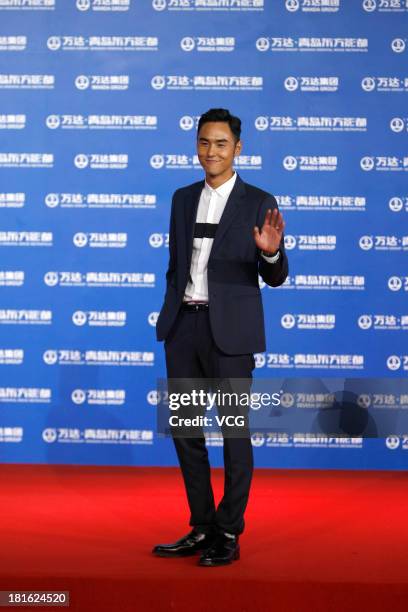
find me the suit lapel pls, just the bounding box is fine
[184,174,246,264]
[211,174,246,254]
[185,180,204,265]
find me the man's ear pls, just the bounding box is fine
[234,139,242,156]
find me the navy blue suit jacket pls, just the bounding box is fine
[156,174,289,355]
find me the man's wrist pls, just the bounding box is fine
[262,248,279,257]
[261,249,281,263]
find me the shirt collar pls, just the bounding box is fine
[204,171,237,198]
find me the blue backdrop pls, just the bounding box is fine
[0,0,407,469]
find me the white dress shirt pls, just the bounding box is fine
[183,172,279,303]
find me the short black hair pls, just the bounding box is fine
[197,108,241,142]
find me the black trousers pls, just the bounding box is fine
[164,307,254,536]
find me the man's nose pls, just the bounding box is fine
[207,143,216,156]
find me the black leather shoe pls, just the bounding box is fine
[152,529,216,558]
[198,533,240,566]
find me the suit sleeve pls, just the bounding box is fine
[165,191,178,292]
[257,194,289,287]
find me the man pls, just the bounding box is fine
[153,108,288,566]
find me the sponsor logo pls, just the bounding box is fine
[284,234,336,250]
[0,271,24,286]
[0,388,51,402]
[0,349,24,365]
[276,275,365,290]
[254,353,364,370]
[359,235,408,251]
[358,314,408,331]
[74,153,128,169]
[46,114,156,129]
[47,36,158,51]
[0,36,27,50]
[76,0,130,10]
[72,311,126,327]
[286,0,340,11]
[0,0,55,8]
[181,36,235,52]
[363,0,408,11]
[0,310,51,324]
[153,0,263,10]
[276,194,365,211]
[72,388,126,405]
[44,271,155,288]
[43,349,155,366]
[75,74,129,90]
[73,232,127,248]
[281,313,336,330]
[283,155,337,171]
[389,196,408,212]
[151,74,262,90]
[257,37,368,52]
[391,38,406,53]
[42,427,153,444]
[0,232,52,246]
[361,156,408,171]
[390,117,407,132]
[257,115,365,131]
[0,153,53,168]
[45,192,156,209]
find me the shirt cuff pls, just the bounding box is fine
[261,249,281,264]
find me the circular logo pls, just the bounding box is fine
[152,0,166,9]
[255,116,269,131]
[362,0,376,11]
[147,390,160,405]
[286,0,300,10]
[47,36,61,51]
[150,154,164,169]
[390,117,405,133]
[42,428,57,443]
[386,436,400,450]
[151,75,166,90]
[284,76,299,91]
[74,154,89,169]
[73,232,88,247]
[43,350,58,365]
[180,37,195,52]
[388,276,402,291]
[75,75,90,90]
[359,235,374,250]
[256,37,270,52]
[254,353,266,368]
[76,0,91,10]
[387,355,401,371]
[283,155,297,171]
[389,197,404,212]
[361,77,375,92]
[360,156,375,171]
[72,389,86,405]
[284,235,297,250]
[357,394,371,408]
[179,115,194,131]
[281,313,296,329]
[391,38,406,53]
[149,233,164,248]
[44,271,58,287]
[358,314,372,329]
[45,193,59,208]
[46,115,60,129]
[148,311,159,326]
[251,432,265,447]
[72,311,87,326]
[280,393,294,408]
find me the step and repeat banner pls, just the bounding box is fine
[0,0,407,469]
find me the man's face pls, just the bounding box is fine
[197,121,241,180]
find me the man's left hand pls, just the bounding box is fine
[253,208,285,255]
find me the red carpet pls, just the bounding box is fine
[0,464,407,611]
